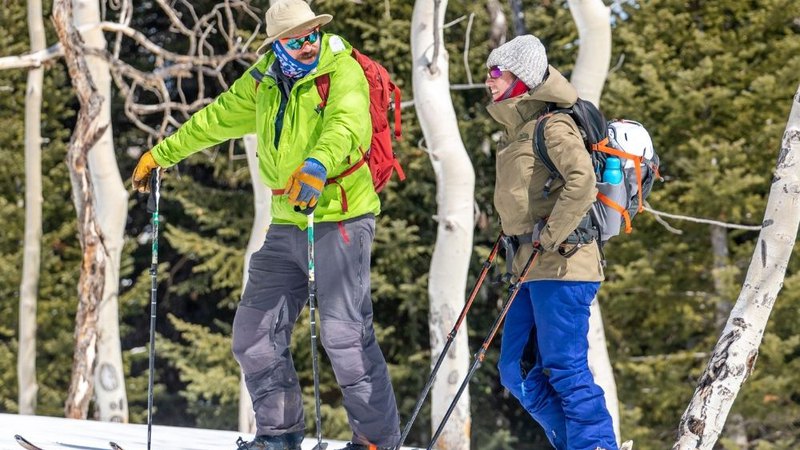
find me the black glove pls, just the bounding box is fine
[531,220,546,252]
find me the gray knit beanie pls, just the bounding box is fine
[486,35,548,89]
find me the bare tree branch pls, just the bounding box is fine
[0,46,63,70]
[463,13,475,85]
[644,205,763,231]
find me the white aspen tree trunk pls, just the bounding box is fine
[567,0,611,106]
[566,0,620,443]
[585,302,620,440]
[673,84,800,450]
[18,0,46,416]
[412,1,475,448]
[72,0,129,422]
[238,134,270,433]
[486,0,507,48]
[709,225,748,448]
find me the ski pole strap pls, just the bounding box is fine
[500,235,520,278]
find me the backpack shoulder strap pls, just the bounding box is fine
[250,67,265,92]
[533,103,570,198]
[315,48,360,109]
[389,81,402,140]
[315,73,331,110]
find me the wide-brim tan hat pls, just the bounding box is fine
[256,0,333,55]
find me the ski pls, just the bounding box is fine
[15,435,125,450]
[15,435,44,450]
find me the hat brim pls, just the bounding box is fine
[256,14,332,55]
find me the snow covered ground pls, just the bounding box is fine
[0,414,420,450]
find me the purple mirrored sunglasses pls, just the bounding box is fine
[488,65,506,79]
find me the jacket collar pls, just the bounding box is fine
[486,66,578,132]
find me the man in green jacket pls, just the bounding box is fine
[131,1,400,449]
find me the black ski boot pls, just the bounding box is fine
[235,432,304,450]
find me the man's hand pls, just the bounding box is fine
[285,158,327,215]
[132,151,161,193]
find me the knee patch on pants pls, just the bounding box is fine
[232,306,278,375]
[321,320,369,387]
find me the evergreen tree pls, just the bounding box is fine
[0,0,80,417]
[601,0,800,447]
[116,0,272,428]
[4,1,800,448]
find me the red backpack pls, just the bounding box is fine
[316,48,405,193]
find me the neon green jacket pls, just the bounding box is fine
[149,34,379,228]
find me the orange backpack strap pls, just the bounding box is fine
[597,192,633,233]
[593,138,645,212]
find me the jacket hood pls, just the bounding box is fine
[486,65,578,131]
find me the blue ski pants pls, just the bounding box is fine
[498,280,618,450]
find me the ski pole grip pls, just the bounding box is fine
[146,168,160,214]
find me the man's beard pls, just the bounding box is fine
[298,50,317,61]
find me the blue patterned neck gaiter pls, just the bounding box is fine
[272,40,320,79]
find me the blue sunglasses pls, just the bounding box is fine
[284,30,319,50]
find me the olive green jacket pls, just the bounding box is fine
[149,34,378,229]
[486,66,604,282]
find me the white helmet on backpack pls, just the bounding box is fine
[607,120,654,169]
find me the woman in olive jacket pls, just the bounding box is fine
[485,35,618,450]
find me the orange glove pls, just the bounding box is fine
[132,151,161,193]
[285,158,327,214]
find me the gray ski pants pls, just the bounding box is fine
[231,214,400,447]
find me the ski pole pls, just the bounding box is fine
[426,246,542,450]
[307,212,328,450]
[394,234,505,450]
[146,169,161,450]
